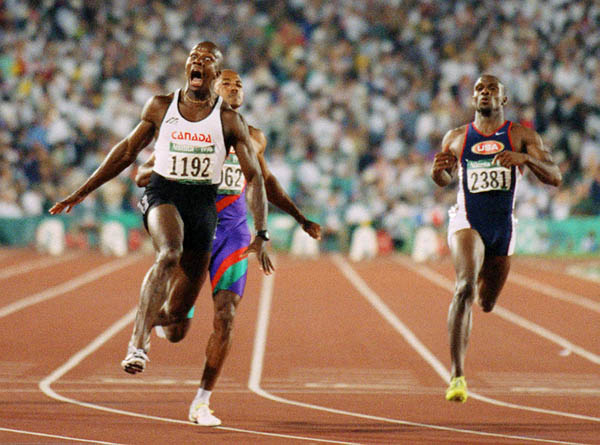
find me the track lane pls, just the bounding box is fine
[412,257,600,355]
[256,255,598,444]
[1,249,598,444]
[341,255,599,442]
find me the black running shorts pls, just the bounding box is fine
[138,173,218,252]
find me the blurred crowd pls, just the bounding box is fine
[1,0,599,249]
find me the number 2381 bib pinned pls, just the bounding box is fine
[466,159,511,193]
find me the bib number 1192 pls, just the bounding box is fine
[169,155,211,179]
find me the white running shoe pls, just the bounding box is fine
[121,344,149,374]
[188,402,222,426]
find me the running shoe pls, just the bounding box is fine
[445,376,468,403]
[121,344,149,374]
[188,402,222,426]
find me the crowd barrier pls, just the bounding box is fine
[0,212,599,257]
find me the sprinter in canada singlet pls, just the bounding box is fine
[139,90,227,251]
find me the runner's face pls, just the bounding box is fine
[216,72,244,109]
[473,77,505,115]
[185,46,220,91]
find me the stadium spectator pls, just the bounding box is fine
[1,0,599,244]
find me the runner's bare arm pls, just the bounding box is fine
[224,112,267,231]
[135,153,156,187]
[431,127,462,187]
[223,110,273,273]
[250,127,321,240]
[493,124,562,187]
[50,96,167,214]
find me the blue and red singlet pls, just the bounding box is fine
[447,120,522,256]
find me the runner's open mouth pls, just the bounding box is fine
[190,69,203,86]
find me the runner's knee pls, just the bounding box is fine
[155,245,182,270]
[214,301,236,338]
[454,280,476,305]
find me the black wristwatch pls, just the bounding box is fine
[256,230,270,241]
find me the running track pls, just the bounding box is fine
[1,247,598,444]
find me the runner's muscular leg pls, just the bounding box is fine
[448,228,485,378]
[477,255,511,312]
[130,203,184,351]
[200,289,241,391]
[159,248,212,342]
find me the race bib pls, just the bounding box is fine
[466,159,511,193]
[217,154,245,195]
[167,142,216,184]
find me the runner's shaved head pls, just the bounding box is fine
[192,41,224,68]
[476,74,505,95]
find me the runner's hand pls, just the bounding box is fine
[432,151,457,174]
[492,151,529,168]
[135,169,152,187]
[244,238,274,275]
[49,192,87,215]
[135,154,155,187]
[302,220,322,240]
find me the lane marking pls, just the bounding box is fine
[0,426,124,444]
[245,256,592,445]
[566,264,600,283]
[38,306,361,443]
[0,255,141,319]
[509,272,600,314]
[344,255,600,422]
[394,256,600,364]
[0,427,124,445]
[0,252,81,280]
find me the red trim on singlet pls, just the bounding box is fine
[506,121,515,151]
[506,121,524,175]
[460,126,469,217]
[215,183,246,213]
[471,120,507,138]
[211,246,247,290]
[459,125,469,161]
[216,194,241,213]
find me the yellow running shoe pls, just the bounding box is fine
[445,376,468,402]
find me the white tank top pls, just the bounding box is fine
[153,89,227,184]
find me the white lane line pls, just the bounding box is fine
[347,254,600,423]
[566,264,600,283]
[0,252,81,280]
[394,256,600,365]
[246,257,592,445]
[510,272,600,314]
[0,426,125,445]
[0,255,141,319]
[38,307,361,444]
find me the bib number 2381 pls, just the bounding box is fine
[467,162,511,193]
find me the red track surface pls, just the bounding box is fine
[1,247,599,444]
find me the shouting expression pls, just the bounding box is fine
[185,42,222,92]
